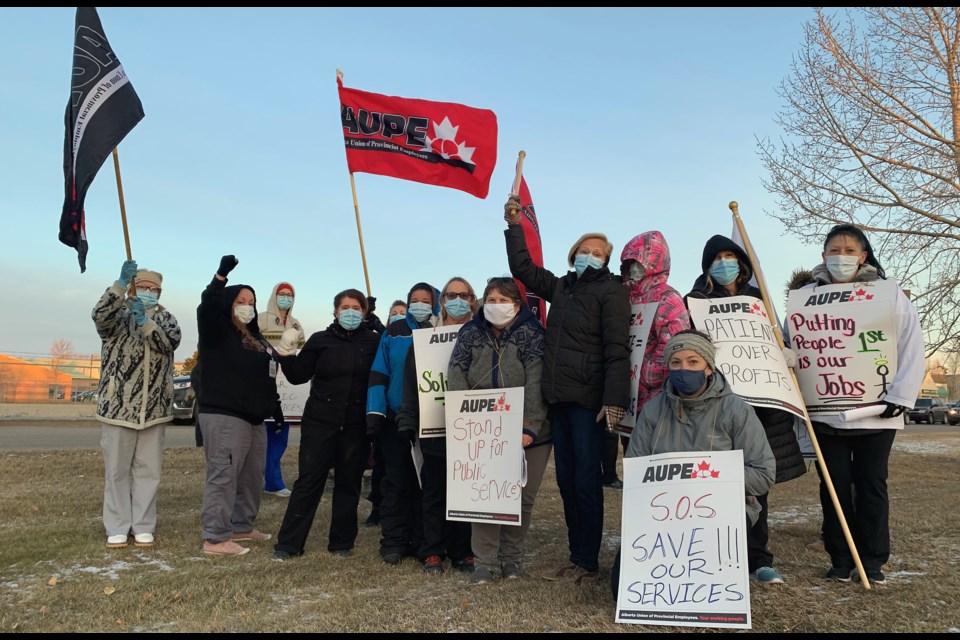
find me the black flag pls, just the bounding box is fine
[60,7,144,273]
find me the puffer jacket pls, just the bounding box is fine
[505,225,630,410]
[92,281,182,429]
[620,231,691,415]
[625,371,776,524]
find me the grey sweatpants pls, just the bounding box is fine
[101,422,165,537]
[472,443,552,571]
[200,413,267,542]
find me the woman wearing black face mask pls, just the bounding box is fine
[609,329,775,601]
[685,234,806,586]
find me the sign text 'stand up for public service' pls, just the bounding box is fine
[615,450,751,629]
[444,388,524,525]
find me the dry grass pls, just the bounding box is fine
[1,431,959,632]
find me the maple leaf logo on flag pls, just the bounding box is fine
[422,117,476,165]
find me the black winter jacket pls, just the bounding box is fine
[197,277,279,425]
[278,321,380,430]
[505,225,631,410]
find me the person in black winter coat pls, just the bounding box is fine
[271,289,381,559]
[197,255,283,556]
[503,195,631,585]
[685,235,806,584]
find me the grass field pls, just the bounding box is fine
[1,431,958,632]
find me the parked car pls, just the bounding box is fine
[908,397,949,424]
[171,375,198,425]
[946,402,960,426]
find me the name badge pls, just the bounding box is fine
[269,360,278,378]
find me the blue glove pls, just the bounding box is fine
[130,297,147,327]
[118,259,138,288]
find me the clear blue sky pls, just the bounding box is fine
[0,7,819,360]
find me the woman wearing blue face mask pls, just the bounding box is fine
[271,288,380,559]
[258,282,306,499]
[503,196,631,585]
[610,329,776,601]
[685,234,806,586]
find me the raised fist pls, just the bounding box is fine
[217,255,238,278]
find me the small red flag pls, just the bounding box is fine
[515,175,547,326]
[338,77,498,199]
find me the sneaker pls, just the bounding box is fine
[364,507,381,527]
[542,562,578,581]
[470,566,494,585]
[132,533,155,548]
[501,562,522,579]
[273,550,293,561]
[331,549,352,557]
[751,566,784,584]
[451,556,475,573]
[857,569,886,585]
[824,566,853,582]
[106,534,129,549]
[423,555,444,574]
[382,551,403,565]
[569,565,599,585]
[264,488,292,498]
[603,480,624,489]
[203,540,250,556]
[231,529,272,542]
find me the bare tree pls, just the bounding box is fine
[50,339,75,375]
[758,7,960,356]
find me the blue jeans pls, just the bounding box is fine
[264,420,290,492]
[549,402,604,572]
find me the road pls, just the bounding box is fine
[0,419,953,451]
[0,420,302,451]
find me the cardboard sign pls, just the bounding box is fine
[615,302,658,435]
[616,450,751,629]
[687,296,805,418]
[786,280,898,415]
[444,387,524,525]
[412,325,463,438]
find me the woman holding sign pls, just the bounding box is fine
[271,289,380,560]
[685,234,806,585]
[792,225,924,585]
[397,276,479,576]
[446,277,550,585]
[504,195,631,585]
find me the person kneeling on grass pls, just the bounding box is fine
[609,329,775,601]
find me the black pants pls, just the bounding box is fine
[601,432,628,484]
[747,492,773,571]
[814,425,896,571]
[274,424,366,554]
[368,435,385,507]
[377,422,423,558]
[419,450,472,562]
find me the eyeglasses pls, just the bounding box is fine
[136,285,161,294]
[443,291,474,301]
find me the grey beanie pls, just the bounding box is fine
[664,332,716,370]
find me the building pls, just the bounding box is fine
[0,354,73,402]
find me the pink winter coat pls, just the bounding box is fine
[620,231,691,413]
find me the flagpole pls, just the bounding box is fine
[350,173,372,297]
[511,150,526,196]
[728,200,871,590]
[112,147,136,297]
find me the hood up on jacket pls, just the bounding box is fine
[620,230,673,301]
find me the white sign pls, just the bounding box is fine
[786,280,899,415]
[444,387,524,526]
[615,302,658,435]
[412,325,463,438]
[687,296,805,418]
[275,356,309,423]
[616,450,751,629]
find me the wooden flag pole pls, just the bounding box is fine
[728,200,871,590]
[511,150,526,196]
[112,147,136,298]
[338,69,373,298]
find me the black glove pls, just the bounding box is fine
[399,428,416,446]
[366,414,385,436]
[272,404,285,429]
[217,255,238,278]
[879,401,905,419]
[367,296,377,314]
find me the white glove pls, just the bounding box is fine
[781,347,798,368]
[276,328,300,356]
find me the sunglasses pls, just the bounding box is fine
[443,291,474,301]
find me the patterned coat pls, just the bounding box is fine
[92,281,182,429]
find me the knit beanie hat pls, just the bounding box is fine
[664,331,716,370]
[567,232,614,267]
[136,269,162,288]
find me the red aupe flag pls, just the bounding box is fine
[338,77,497,198]
[516,175,547,326]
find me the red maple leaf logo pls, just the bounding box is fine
[856,289,866,297]
[710,470,720,478]
[866,294,874,300]
[697,460,711,472]
[504,404,511,411]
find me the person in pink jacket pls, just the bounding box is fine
[602,231,691,481]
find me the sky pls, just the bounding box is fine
[0,7,821,361]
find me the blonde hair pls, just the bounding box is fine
[567,232,613,267]
[439,276,478,321]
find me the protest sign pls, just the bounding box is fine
[412,325,462,438]
[615,302,658,435]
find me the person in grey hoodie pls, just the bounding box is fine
[609,329,775,600]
